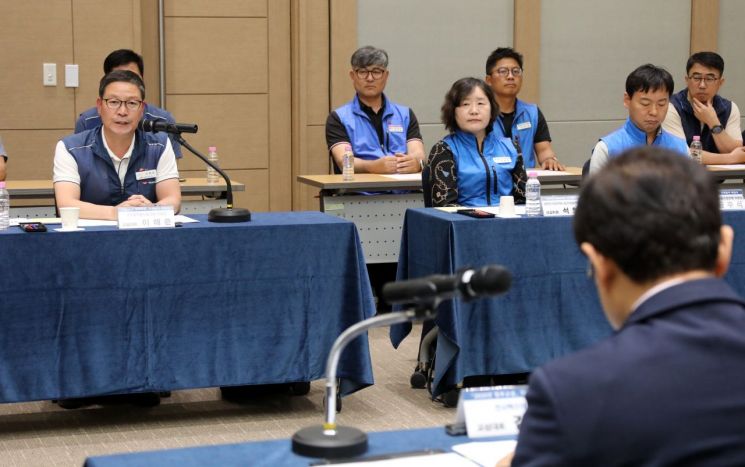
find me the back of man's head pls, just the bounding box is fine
[98,70,146,99]
[485,47,523,76]
[687,51,724,75]
[625,64,674,98]
[351,46,388,69]
[574,147,721,283]
[104,49,144,76]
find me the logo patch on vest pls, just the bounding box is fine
[492,156,512,164]
[516,121,532,131]
[387,124,404,133]
[136,169,157,182]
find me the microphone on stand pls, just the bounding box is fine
[291,264,513,459]
[139,119,250,223]
[382,265,512,306]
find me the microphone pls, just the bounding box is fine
[382,265,512,305]
[138,119,198,134]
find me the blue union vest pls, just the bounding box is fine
[602,118,689,158]
[334,94,410,160]
[492,99,539,167]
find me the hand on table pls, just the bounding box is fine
[394,153,421,173]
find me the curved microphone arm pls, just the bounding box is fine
[176,135,236,208]
[322,308,434,433]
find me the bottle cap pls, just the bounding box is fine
[0,181,5,188]
[208,146,217,152]
[528,171,537,178]
[692,136,700,141]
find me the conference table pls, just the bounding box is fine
[390,208,745,397]
[84,426,513,466]
[0,212,375,403]
[297,168,583,263]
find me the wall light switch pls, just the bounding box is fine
[43,63,57,86]
[65,64,79,87]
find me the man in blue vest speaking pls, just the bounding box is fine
[663,51,745,164]
[54,70,181,220]
[589,64,688,175]
[325,46,425,174]
[485,47,564,171]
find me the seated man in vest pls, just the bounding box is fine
[663,51,745,164]
[54,70,181,221]
[0,135,6,181]
[325,46,425,174]
[511,147,745,465]
[589,64,688,175]
[485,47,564,171]
[75,49,182,159]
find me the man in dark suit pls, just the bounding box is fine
[511,146,745,465]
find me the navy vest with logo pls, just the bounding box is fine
[62,128,168,206]
[670,89,732,153]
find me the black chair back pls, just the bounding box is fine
[421,163,433,208]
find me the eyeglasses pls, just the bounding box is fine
[687,74,719,85]
[103,98,143,111]
[493,67,523,78]
[354,68,386,80]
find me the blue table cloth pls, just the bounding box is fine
[390,208,745,396]
[84,426,513,467]
[0,212,375,402]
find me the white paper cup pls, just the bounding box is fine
[499,196,516,217]
[59,207,80,230]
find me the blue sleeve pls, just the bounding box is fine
[512,368,569,466]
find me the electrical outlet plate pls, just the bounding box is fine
[43,63,56,86]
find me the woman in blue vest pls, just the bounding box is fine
[426,77,525,207]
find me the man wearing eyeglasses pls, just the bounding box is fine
[485,47,564,171]
[54,70,181,221]
[325,46,425,174]
[663,51,744,164]
[75,49,182,159]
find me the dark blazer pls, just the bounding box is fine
[513,278,745,466]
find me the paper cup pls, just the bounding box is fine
[59,207,80,230]
[499,196,516,217]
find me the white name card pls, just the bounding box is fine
[455,385,528,438]
[117,206,175,230]
[719,189,745,211]
[541,195,579,217]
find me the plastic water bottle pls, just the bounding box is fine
[342,144,354,181]
[207,146,220,184]
[526,171,541,217]
[690,135,703,164]
[0,181,9,230]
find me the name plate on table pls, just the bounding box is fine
[541,195,579,217]
[720,189,745,210]
[455,385,528,438]
[117,206,175,229]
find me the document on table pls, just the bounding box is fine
[452,440,517,466]
[710,164,745,170]
[380,173,423,181]
[327,452,478,466]
[532,169,571,177]
[10,214,199,227]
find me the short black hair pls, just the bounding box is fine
[686,51,724,75]
[98,70,146,99]
[625,64,674,98]
[485,47,523,76]
[103,49,144,76]
[441,77,498,134]
[574,146,721,283]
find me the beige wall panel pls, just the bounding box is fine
[179,168,269,212]
[690,0,719,53]
[166,94,269,171]
[513,0,541,104]
[330,0,357,110]
[720,0,745,132]
[165,18,268,94]
[305,0,330,125]
[268,0,293,211]
[0,1,74,129]
[140,0,161,107]
[1,130,69,180]
[165,0,267,17]
[72,0,138,119]
[297,125,330,211]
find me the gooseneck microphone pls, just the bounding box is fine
[381,265,512,306]
[139,119,251,223]
[138,119,198,134]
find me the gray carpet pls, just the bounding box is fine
[0,325,455,466]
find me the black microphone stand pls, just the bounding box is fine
[176,135,251,223]
[292,288,441,459]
